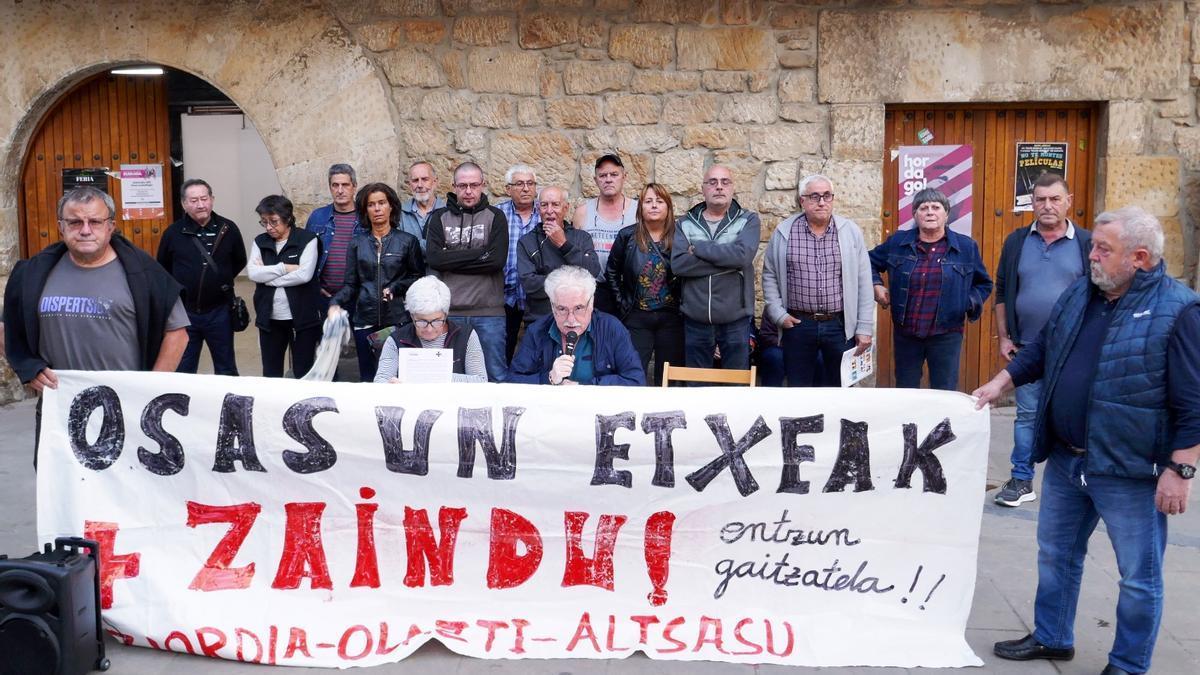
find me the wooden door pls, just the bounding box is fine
[879,103,1100,391]
[19,72,173,258]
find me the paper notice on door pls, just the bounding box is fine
[398,348,453,384]
[840,347,874,387]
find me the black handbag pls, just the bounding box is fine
[189,227,250,332]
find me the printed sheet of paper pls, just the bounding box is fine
[398,347,453,383]
[840,347,874,387]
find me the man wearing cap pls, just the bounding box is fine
[574,153,638,314]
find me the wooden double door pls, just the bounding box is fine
[877,103,1100,391]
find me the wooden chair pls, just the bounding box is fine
[660,362,757,387]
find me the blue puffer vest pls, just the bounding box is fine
[1033,262,1199,479]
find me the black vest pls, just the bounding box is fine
[253,227,323,331]
[388,321,473,375]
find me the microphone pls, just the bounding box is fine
[564,331,579,356]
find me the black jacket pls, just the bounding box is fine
[605,224,681,320]
[425,192,508,316]
[994,222,1092,343]
[516,222,602,318]
[331,226,424,328]
[252,227,324,331]
[3,236,183,383]
[156,212,247,313]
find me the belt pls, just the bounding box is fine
[790,310,844,322]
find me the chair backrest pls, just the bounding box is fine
[660,362,757,387]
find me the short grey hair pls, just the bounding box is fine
[328,163,357,185]
[912,188,951,216]
[797,174,833,197]
[58,186,115,220]
[504,164,537,184]
[544,265,597,305]
[1094,206,1164,265]
[538,185,569,204]
[404,275,452,316]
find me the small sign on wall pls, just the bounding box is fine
[61,168,111,193]
[897,144,974,237]
[119,163,165,220]
[1013,143,1067,212]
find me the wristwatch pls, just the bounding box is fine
[1167,462,1197,479]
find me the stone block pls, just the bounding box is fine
[702,71,746,93]
[677,26,776,71]
[541,0,589,7]
[490,132,579,191]
[758,191,798,218]
[769,5,816,29]
[356,22,402,51]
[579,17,609,49]
[1156,96,1192,119]
[398,122,454,156]
[609,24,675,68]
[681,124,747,150]
[379,48,443,87]
[466,50,541,95]
[453,16,513,46]
[654,149,707,195]
[1103,156,1180,217]
[796,158,882,217]
[546,97,603,129]
[747,71,770,93]
[779,103,825,124]
[820,3,1186,103]
[419,91,473,125]
[630,0,710,24]
[540,68,564,97]
[442,0,521,16]
[721,0,765,26]
[403,19,447,44]
[631,71,702,94]
[1161,215,1185,277]
[471,96,516,128]
[518,99,545,127]
[564,61,634,94]
[604,94,662,125]
[596,0,632,11]
[584,130,616,150]
[778,70,815,103]
[662,94,722,125]
[720,94,779,124]
[765,162,799,191]
[831,104,884,161]
[614,126,680,152]
[1107,100,1147,156]
[520,12,580,49]
[455,128,487,153]
[778,51,816,69]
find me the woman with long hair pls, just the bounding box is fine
[605,182,684,385]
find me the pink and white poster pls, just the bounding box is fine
[897,145,974,237]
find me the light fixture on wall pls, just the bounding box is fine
[110,66,164,76]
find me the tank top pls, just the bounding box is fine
[582,196,639,270]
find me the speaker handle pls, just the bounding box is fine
[55,537,109,671]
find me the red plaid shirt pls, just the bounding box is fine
[901,237,960,337]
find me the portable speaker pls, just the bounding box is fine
[0,538,109,675]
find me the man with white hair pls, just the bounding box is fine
[762,174,874,386]
[974,206,1200,675]
[497,163,541,361]
[400,160,444,250]
[516,185,601,322]
[505,265,643,386]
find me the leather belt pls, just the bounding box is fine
[790,310,844,322]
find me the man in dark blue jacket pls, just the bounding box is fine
[505,265,643,386]
[974,206,1200,675]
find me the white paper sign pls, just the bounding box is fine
[840,347,875,387]
[397,348,453,383]
[39,371,988,668]
[118,163,165,219]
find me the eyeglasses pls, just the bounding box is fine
[801,192,835,203]
[704,178,734,187]
[454,182,484,190]
[551,302,591,318]
[507,180,536,189]
[413,318,447,329]
[259,218,286,229]
[61,218,113,230]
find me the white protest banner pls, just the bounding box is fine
[38,371,989,668]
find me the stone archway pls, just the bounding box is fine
[0,1,397,399]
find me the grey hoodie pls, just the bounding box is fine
[671,199,761,325]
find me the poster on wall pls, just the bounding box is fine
[62,168,111,194]
[896,145,973,237]
[119,163,165,220]
[1013,143,1068,212]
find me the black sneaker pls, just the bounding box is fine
[995,478,1036,507]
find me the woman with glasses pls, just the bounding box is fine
[374,275,487,383]
[247,195,323,377]
[605,182,684,385]
[329,182,425,381]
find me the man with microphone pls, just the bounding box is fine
[505,265,644,385]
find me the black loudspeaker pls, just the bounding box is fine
[0,538,109,675]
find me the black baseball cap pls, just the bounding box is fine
[594,153,624,169]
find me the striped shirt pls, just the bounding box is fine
[320,210,357,295]
[498,199,540,310]
[785,216,843,313]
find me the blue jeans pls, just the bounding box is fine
[352,325,384,382]
[451,315,507,382]
[759,345,785,387]
[780,315,851,387]
[892,330,963,390]
[683,317,750,370]
[1010,380,1042,480]
[179,306,239,376]
[1033,450,1166,673]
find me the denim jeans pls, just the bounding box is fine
[1010,379,1042,481]
[892,330,963,390]
[683,317,750,370]
[178,306,239,376]
[1033,449,1166,673]
[780,315,851,387]
[451,315,507,382]
[759,345,785,386]
[352,325,384,382]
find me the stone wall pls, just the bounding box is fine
[0,0,1198,402]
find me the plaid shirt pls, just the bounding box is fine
[497,199,540,309]
[901,237,959,337]
[785,215,843,313]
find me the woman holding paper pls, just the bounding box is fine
[374,275,487,383]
